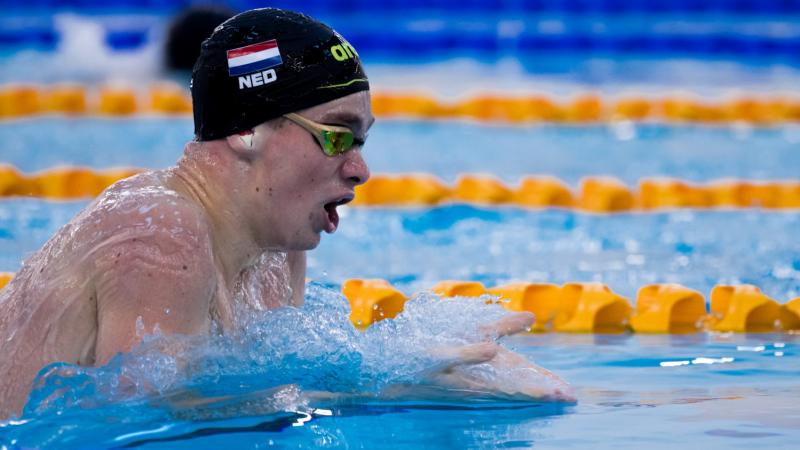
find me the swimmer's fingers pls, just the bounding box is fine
[489,347,578,402]
[453,341,499,366]
[303,389,378,407]
[480,311,534,340]
[427,342,499,373]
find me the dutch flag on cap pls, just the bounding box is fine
[227,40,283,77]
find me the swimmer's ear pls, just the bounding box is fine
[226,129,256,155]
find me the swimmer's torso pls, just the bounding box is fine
[0,170,293,418]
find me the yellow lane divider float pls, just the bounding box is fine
[0,83,191,117]
[5,84,800,124]
[352,174,800,213]
[0,272,12,289]
[2,272,797,333]
[352,174,800,212]
[344,279,800,333]
[342,279,408,328]
[0,165,140,199]
[2,166,800,211]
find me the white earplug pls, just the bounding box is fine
[238,130,254,148]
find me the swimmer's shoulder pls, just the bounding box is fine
[84,170,217,296]
[82,170,214,248]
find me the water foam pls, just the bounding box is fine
[10,283,556,428]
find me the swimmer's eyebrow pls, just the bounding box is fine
[320,112,374,135]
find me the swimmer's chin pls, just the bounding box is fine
[280,234,322,251]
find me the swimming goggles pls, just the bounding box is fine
[283,113,365,156]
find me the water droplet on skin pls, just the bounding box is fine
[138,204,157,214]
[135,316,144,337]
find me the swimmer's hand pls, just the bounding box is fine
[384,312,576,403]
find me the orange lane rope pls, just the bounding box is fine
[351,174,800,211]
[2,84,800,125]
[2,166,799,212]
[343,279,800,333]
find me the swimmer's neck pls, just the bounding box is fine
[168,143,263,283]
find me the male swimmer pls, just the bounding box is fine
[0,8,573,419]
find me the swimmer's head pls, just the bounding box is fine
[190,8,369,141]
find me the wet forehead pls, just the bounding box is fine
[307,92,374,134]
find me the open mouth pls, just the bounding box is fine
[323,195,353,233]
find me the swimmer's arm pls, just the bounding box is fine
[287,251,306,307]
[307,314,574,405]
[403,313,574,403]
[91,226,215,366]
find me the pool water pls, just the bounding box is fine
[0,284,797,450]
[3,119,800,182]
[0,299,797,449]
[5,199,800,301]
[1,118,799,448]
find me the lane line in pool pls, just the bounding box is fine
[342,279,800,333]
[3,84,800,125]
[2,167,800,212]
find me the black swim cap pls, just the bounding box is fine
[191,8,369,141]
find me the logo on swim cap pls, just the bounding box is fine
[226,40,283,76]
[330,33,359,62]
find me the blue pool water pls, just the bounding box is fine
[3,119,800,183]
[0,287,797,449]
[0,118,799,448]
[4,200,800,301]
[3,1,800,446]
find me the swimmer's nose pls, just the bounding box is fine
[342,149,370,186]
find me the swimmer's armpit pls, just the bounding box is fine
[91,220,215,366]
